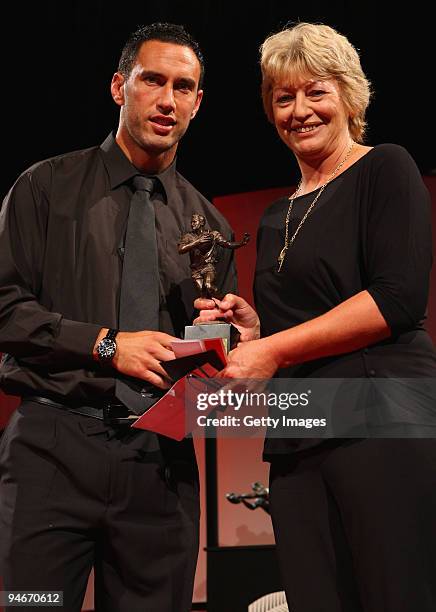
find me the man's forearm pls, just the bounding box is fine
[0,295,102,368]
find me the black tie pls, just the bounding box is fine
[115,175,161,415]
[119,175,160,331]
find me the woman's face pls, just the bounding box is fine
[271,75,351,161]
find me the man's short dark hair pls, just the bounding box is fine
[118,22,205,88]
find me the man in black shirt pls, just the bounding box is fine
[0,23,236,611]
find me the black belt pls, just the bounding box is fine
[24,395,138,426]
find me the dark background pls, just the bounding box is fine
[2,0,435,201]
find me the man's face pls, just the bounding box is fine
[112,40,203,161]
[191,214,204,231]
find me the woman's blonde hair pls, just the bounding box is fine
[260,22,372,142]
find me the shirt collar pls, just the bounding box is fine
[100,132,177,202]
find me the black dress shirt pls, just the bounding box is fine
[0,133,237,403]
[254,145,436,456]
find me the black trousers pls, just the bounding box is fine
[269,438,436,612]
[0,400,199,612]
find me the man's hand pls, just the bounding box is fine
[94,329,176,389]
[194,293,260,342]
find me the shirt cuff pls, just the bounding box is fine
[53,318,102,367]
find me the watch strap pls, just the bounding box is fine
[105,328,119,341]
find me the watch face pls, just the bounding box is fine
[97,338,117,361]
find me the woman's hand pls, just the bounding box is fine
[194,293,260,342]
[219,337,281,379]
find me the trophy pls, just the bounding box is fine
[178,213,249,353]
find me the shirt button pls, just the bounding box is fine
[369,369,376,377]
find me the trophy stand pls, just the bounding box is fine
[184,320,240,354]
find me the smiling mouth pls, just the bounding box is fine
[291,124,321,133]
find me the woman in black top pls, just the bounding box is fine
[196,22,436,612]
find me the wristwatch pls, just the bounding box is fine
[96,328,119,364]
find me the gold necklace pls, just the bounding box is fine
[277,141,355,272]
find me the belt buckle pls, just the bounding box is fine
[103,402,137,426]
